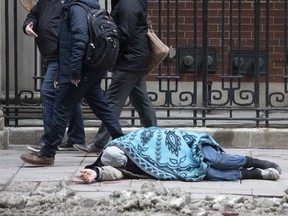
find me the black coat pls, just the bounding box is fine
[111,0,150,73]
[22,0,65,60]
[58,0,105,83]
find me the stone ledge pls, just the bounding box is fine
[6,127,288,149]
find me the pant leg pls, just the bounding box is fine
[41,82,88,157]
[91,70,141,147]
[84,79,123,140]
[202,145,246,170]
[129,76,157,127]
[205,167,241,181]
[66,104,85,144]
[41,61,85,144]
[202,145,245,181]
[41,61,59,135]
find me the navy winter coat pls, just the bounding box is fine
[58,0,105,83]
[111,0,150,73]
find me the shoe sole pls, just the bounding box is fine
[58,147,77,151]
[73,145,101,155]
[73,145,89,153]
[27,145,40,153]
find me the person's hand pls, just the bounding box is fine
[71,79,80,87]
[54,80,58,88]
[25,22,38,37]
[78,169,97,183]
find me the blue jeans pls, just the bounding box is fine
[202,145,246,181]
[91,70,157,147]
[41,74,123,157]
[41,61,85,144]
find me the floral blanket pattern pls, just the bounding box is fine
[106,127,222,181]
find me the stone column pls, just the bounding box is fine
[0,1,9,149]
[0,110,8,149]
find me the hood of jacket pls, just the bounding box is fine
[137,0,147,10]
[65,0,100,9]
[112,0,147,10]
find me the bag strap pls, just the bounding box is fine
[147,14,154,32]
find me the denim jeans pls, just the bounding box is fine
[41,75,123,157]
[91,70,157,147]
[202,145,246,181]
[41,61,85,144]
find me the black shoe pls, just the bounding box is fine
[27,139,45,153]
[73,143,103,154]
[58,140,84,151]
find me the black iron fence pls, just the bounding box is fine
[2,0,288,128]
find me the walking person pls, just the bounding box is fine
[23,0,85,151]
[77,127,282,183]
[20,0,124,166]
[74,0,157,154]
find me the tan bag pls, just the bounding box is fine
[146,16,169,74]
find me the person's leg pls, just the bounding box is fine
[205,167,241,181]
[202,145,281,181]
[203,144,282,174]
[244,156,282,174]
[59,103,85,150]
[40,61,59,137]
[37,61,85,151]
[205,167,280,181]
[66,104,85,144]
[202,145,246,170]
[129,75,157,127]
[240,168,280,180]
[84,79,124,140]
[21,81,89,166]
[40,82,87,157]
[92,71,138,143]
[74,70,140,153]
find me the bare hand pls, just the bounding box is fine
[71,79,80,87]
[25,22,38,37]
[54,80,58,88]
[78,169,97,183]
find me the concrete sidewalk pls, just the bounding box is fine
[0,144,287,201]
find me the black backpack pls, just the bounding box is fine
[71,2,120,71]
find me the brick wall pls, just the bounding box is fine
[147,0,287,83]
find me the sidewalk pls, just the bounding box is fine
[0,144,287,201]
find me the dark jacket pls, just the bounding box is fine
[58,0,105,83]
[22,0,65,60]
[111,0,150,73]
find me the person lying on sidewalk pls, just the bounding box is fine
[77,127,282,183]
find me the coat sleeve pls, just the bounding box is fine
[22,0,40,34]
[95,166,124,181]
[68,6,89,80]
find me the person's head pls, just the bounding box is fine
[101,146,128,167]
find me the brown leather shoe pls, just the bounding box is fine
[20,153,54,166]
[73,143,103,154]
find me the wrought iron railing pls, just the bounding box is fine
[2,0,288,128]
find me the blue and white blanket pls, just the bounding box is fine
[105,127,222,182]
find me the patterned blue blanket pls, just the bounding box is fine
[106,127,222,182]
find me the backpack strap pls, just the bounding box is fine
[67,1,94,42]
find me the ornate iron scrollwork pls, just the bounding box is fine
[19,0,36,12]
